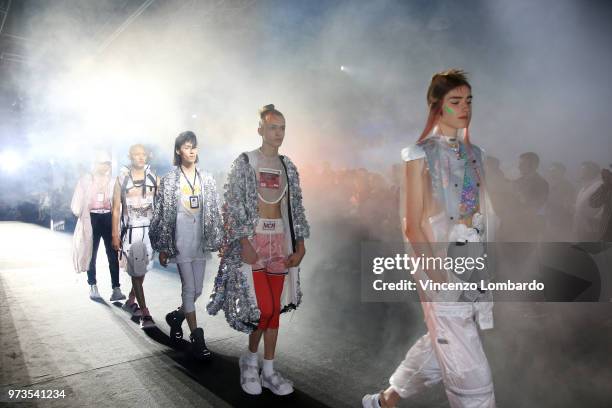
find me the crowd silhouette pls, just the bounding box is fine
[1,150,610,244]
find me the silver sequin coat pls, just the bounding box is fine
[207,152,310,333]
[149,167,223,257]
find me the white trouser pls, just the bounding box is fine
[177,260,206,314]
[389,302,496,408]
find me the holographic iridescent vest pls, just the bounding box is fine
[419,136,484,228]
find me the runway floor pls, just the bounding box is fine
[1,222,611,407]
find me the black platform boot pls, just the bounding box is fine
[165,307,185,342]
[190,327,212,360]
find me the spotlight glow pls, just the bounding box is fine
[0,150,23,173]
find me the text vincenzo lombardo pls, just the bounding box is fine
[372,279,545,292]
[371,254,545,292]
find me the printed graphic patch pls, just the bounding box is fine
[259,168,281,189]
[262,221,277,231]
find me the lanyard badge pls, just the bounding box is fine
[189,195,200,209]
[181,167,201,209]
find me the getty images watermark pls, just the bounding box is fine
[360,242,612,302]
[371,253,544,292]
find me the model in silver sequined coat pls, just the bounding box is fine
[207,152,310,333]
[149,166,223,258]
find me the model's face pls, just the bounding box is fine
[129,146,147,169]
[438,85,472,130]
[177,142,198,165]
[95,162,111,175]
[258,114,285,148]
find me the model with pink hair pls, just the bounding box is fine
[363,69,496,408]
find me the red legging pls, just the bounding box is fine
[252,272,285,330]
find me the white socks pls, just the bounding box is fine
[247,350,258,364]
[262,359,274,376]
[246,350,274,375]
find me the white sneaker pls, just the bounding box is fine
[89,285,102,300]
[261,370,294,396]
[110,287,126,301]
[239,355,262,395]
[362,393,383,408]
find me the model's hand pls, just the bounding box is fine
[159,251,169,267]
[285,247,305,268]
[241,239,258,265]
[112,235,121,251]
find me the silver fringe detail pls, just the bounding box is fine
[207,153,310,333]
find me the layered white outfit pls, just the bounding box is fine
[389,135,496,408]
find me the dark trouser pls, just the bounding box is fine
[87,212,120,288]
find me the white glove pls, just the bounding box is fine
[472,212,485,233]
[448,223,481,243]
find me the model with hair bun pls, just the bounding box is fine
[208,104,310,397]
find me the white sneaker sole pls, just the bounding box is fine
[110,294,126,301]
[261,379,293,396]
[241,383,262,395]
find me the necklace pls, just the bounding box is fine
[435,128,461,158]
[448,139,460,158]
[257,147,280,160]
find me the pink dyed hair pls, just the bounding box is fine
[417,69,472,144]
